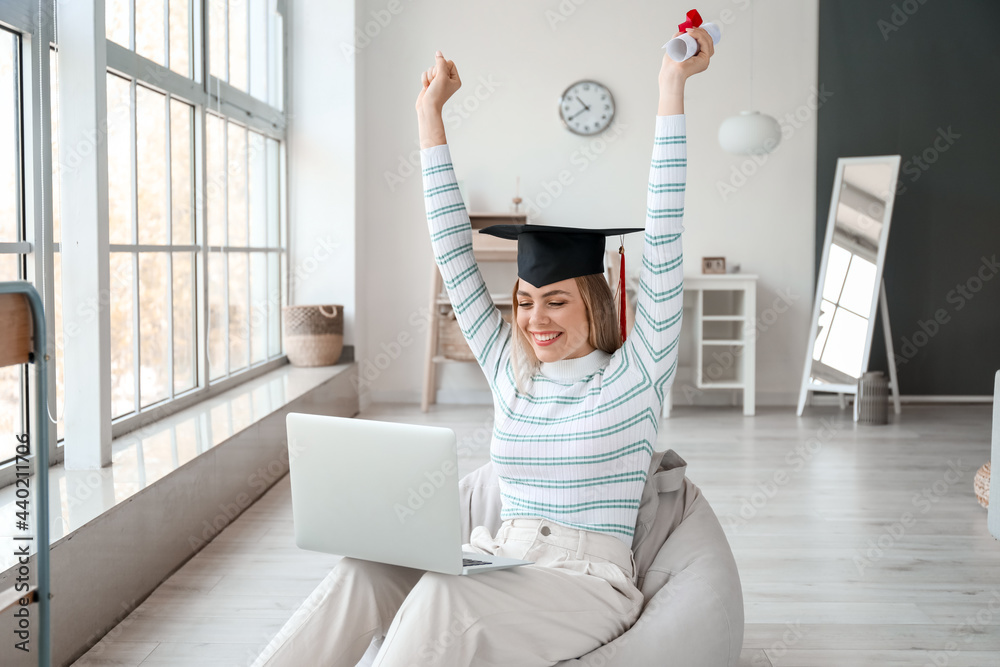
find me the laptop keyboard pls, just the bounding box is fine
[463,558,491,567]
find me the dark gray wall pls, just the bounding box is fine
[817,0,1000,395]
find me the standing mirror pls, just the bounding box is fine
[797,155,902,417]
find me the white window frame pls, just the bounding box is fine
[0,0,289,488]
[0,1,61,487]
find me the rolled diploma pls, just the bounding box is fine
[663,22,721,62]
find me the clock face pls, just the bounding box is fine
[558,80,615,136]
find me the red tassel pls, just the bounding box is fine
[619,244,627,343]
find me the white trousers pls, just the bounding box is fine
[251,517,646,667]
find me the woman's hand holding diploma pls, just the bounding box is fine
[658,26,713,115]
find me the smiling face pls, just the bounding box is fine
[514,278,596,363]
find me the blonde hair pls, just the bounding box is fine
[509,273,622,394]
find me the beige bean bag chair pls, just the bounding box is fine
[361,449,744,666]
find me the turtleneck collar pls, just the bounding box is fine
[537,348,612,382]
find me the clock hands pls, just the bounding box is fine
[567,95,591,121]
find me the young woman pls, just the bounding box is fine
[252,27,713,667]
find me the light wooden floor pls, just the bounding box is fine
[73,402,1000,666]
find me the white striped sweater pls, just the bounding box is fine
[420,114,686,548]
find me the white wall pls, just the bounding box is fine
[287,0,363,353]
[292,0,821,407]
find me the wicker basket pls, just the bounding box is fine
[283,304,344,367]
[439,306,511,362]
[439,310,476,362]
[975,461,990,509]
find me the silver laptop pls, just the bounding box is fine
[285,412,533,575]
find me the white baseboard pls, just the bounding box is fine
[809,393,993,404]
[367,390,995,409]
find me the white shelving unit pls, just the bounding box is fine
[664,274,758,417]
[422,213,524,412]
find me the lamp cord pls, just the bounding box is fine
[749,0,754,111]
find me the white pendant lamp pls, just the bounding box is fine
[718,111,781,155]
[718,1,781,155]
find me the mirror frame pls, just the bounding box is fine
[797,154,901,415]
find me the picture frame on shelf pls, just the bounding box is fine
[702,257,726,274]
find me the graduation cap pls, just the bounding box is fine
[479,224,643,342]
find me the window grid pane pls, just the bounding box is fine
[107,74,133,245]
[1,29,24,464]
[208,251,227,380]
[111,252,136,418]
[226,121,247,246]
[136,85,168,245]
[250,251,266,364]
[170,99,194,245]
[136,0,167,66]
[248,130,266,246]
[173,251,196,393]
[168,0,191,78]
[228,0,248,91]
[228,252,248,371]
[106,0,131,47]
[248,0,267,101]
[267,251,280,357]
[206,113,225,246]
[209,0,227,82]
[54,252,64,443]
[1,31,18,243]
[139,253,170,407]
[68,7,287,431]
[51,47,61,244]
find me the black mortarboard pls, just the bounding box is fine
[478,224,643,288]
[479,224,644,342]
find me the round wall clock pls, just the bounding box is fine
[558,80,615,136]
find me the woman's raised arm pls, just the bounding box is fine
[619,27,713,403]
[417,52,512,383]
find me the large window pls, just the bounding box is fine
[105,74,201,419]
[0,27,26,464]
[103,0,287,432]
[0,0,288,483]
[208,0,283,106]
[205,116,283,380]
[107,0,194,79]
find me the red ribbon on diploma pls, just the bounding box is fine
[677,9,703,33]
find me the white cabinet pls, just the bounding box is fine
[663,274,758,417]
[422,213,523,411]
